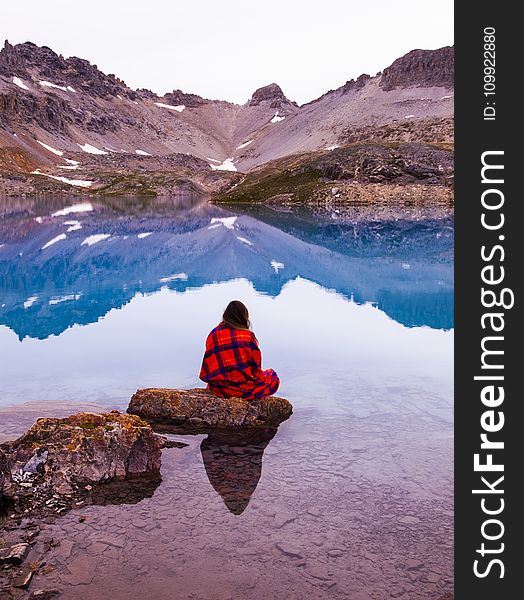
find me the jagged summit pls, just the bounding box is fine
[380,46,454,90]
[0,40,60,78]
[248,83,296,108]
[164,89,209,108]
[0,39,131,98]
[341,73,372,94]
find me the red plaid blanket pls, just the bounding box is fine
[199,322,279,400]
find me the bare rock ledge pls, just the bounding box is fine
[128,388,293,432]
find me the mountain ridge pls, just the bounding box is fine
[0,40,454,106]
[0,40,454,197]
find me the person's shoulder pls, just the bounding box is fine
[208,323,224,336]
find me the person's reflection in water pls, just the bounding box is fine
[200,428,277,515]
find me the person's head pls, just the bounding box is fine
[222,300,250,330]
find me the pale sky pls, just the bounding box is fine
[1,0,453,105]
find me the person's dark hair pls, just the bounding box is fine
[222,300,250,330]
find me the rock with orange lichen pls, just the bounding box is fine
[128,388,292,433]
[1,411,162,496]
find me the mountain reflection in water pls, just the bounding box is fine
[0,196,453,341]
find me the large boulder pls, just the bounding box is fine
[128,388,292,433]
[2,411,162,496]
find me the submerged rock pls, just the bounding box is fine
[1,411,162,502]
[0,542,29,565]
[128,388,293,432]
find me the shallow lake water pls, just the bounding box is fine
[0,196,454,599]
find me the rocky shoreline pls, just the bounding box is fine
[0,392,293,597]
[0,150,454,207]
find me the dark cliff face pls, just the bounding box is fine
[248,83,296,108]
[0,91,74,132]
[380,46,454,91]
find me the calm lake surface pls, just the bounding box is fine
[0,196,453,599]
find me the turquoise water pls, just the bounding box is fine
[0,197,454,599]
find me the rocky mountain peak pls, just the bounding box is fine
[248,83,295,108]
[0,40,130,98]
[163,89,209,108]
[380,46,454,91]
[0,40,58,78]
[341,73,371,94]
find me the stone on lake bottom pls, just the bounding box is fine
[13,567,33,589]
[28,591,61,600]
[276,542,303,558]
[61,555,98,586]
[273,510,296,528]
[0,542,30,565]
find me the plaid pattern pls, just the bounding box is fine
[199,322,280,400]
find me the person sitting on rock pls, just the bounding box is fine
[199,300,280,400]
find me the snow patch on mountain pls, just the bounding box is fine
[39,80,68,92]
[12,77,29,90]
[36,140,63,156]
[210,158,237,172]
[31,170,93,188]
[78,143,108,155]
[154,102,185,112]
